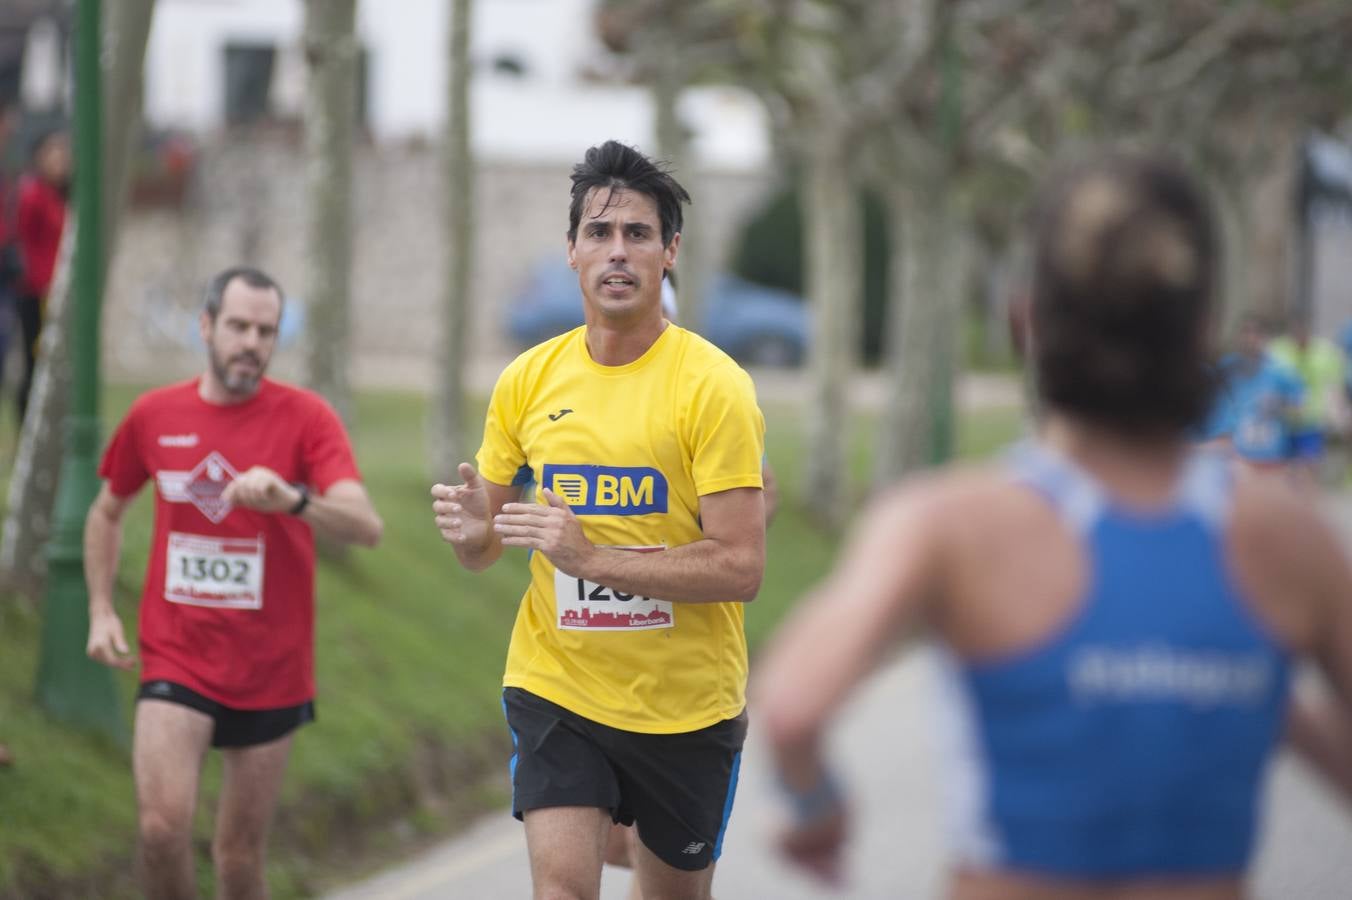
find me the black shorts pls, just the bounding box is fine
[502,687,747,871]
[137,680,315,748]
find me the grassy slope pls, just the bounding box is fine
[0,385,1022,898]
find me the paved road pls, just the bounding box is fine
[325,502,1352,900]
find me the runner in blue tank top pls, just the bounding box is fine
[755,154,1352,900]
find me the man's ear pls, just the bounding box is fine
[664,231,681,269]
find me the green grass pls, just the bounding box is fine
[0,384,1023,898]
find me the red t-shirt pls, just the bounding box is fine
[98,378,362,709]
[15,174,66,297]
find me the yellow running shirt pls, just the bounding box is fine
[477,324,765,734]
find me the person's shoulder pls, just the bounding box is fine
[672,326,734,365]
[670,327,751,385]
[1231,475,1339,565]
[260,378,321,405]
[261,379,347,420]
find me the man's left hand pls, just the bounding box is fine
[223,466,302,514]
[493,488,594,576]
[778,805,848,886]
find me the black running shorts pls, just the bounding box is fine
[502,687,747,872]
[137,680,315,748]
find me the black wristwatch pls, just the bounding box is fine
[288,482,311,516]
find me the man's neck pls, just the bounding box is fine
[1040,414,1188,509]
[583,316,668,367]
[198,373,261,406]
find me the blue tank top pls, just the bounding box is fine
[935,442,1292,878]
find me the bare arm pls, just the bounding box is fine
[1294,509,1352,807]
[493,484,765,603]
[1287,692,1352,810]
[85,483,137,670]
[756,481,944,781]
[1247,482,1352,808]
[752,480,946,882]
[432,463,522,572]
[295,479,383,547]
[222,467,383,547]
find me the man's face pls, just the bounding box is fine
[567,187,678,325]
[36,133,71,184]
[200,278,282,396]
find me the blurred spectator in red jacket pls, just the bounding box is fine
[0,101,21,410]
[14,127,69,423]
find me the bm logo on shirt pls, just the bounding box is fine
[542,464,667,516]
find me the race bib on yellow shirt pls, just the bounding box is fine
[553,545,673,631]
[165,531,265,609]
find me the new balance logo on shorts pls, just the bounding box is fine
[681,841,706,855]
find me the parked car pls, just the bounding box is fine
[506,261,808,366]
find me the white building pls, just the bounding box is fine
[142,0,770,169]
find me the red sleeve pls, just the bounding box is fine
[0,176,12,246]
[98,405,150,498]
[15,178,64,295]
[14,178,38,259]
[301,396,361,494]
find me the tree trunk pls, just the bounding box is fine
[649,31,707,335]
[302,0,358,425]
[0,0,156,600]
[430,0,474,481]
[801,131,861,528]
[1208,170,1251,334]
[876,167,962,484]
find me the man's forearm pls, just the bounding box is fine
[454,534,504,572]
[299,491,383,547]
[83,509,123,615]
[576,539,763,604]
[1288,696,1352,808]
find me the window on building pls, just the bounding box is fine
[223,42,276,126]
[223,41,369,131]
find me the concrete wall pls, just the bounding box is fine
[102,136,776,389]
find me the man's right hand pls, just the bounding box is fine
[87,608,136,671]
[431,463,494,551]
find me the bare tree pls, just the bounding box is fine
[0,0,157,599]
[302,0,359,424]
[430,0,474,480]
[595,1,717,340]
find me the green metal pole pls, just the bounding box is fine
[35,0,123,741]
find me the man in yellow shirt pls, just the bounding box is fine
[431,140,766,900]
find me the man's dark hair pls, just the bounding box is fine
[568,141,690,246]
[1031,153,1217,435]
[203,265,285,321]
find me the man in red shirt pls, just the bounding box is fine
[14,127,69,421]
[84,266,383,900]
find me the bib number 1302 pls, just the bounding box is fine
[165,531,265,609]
